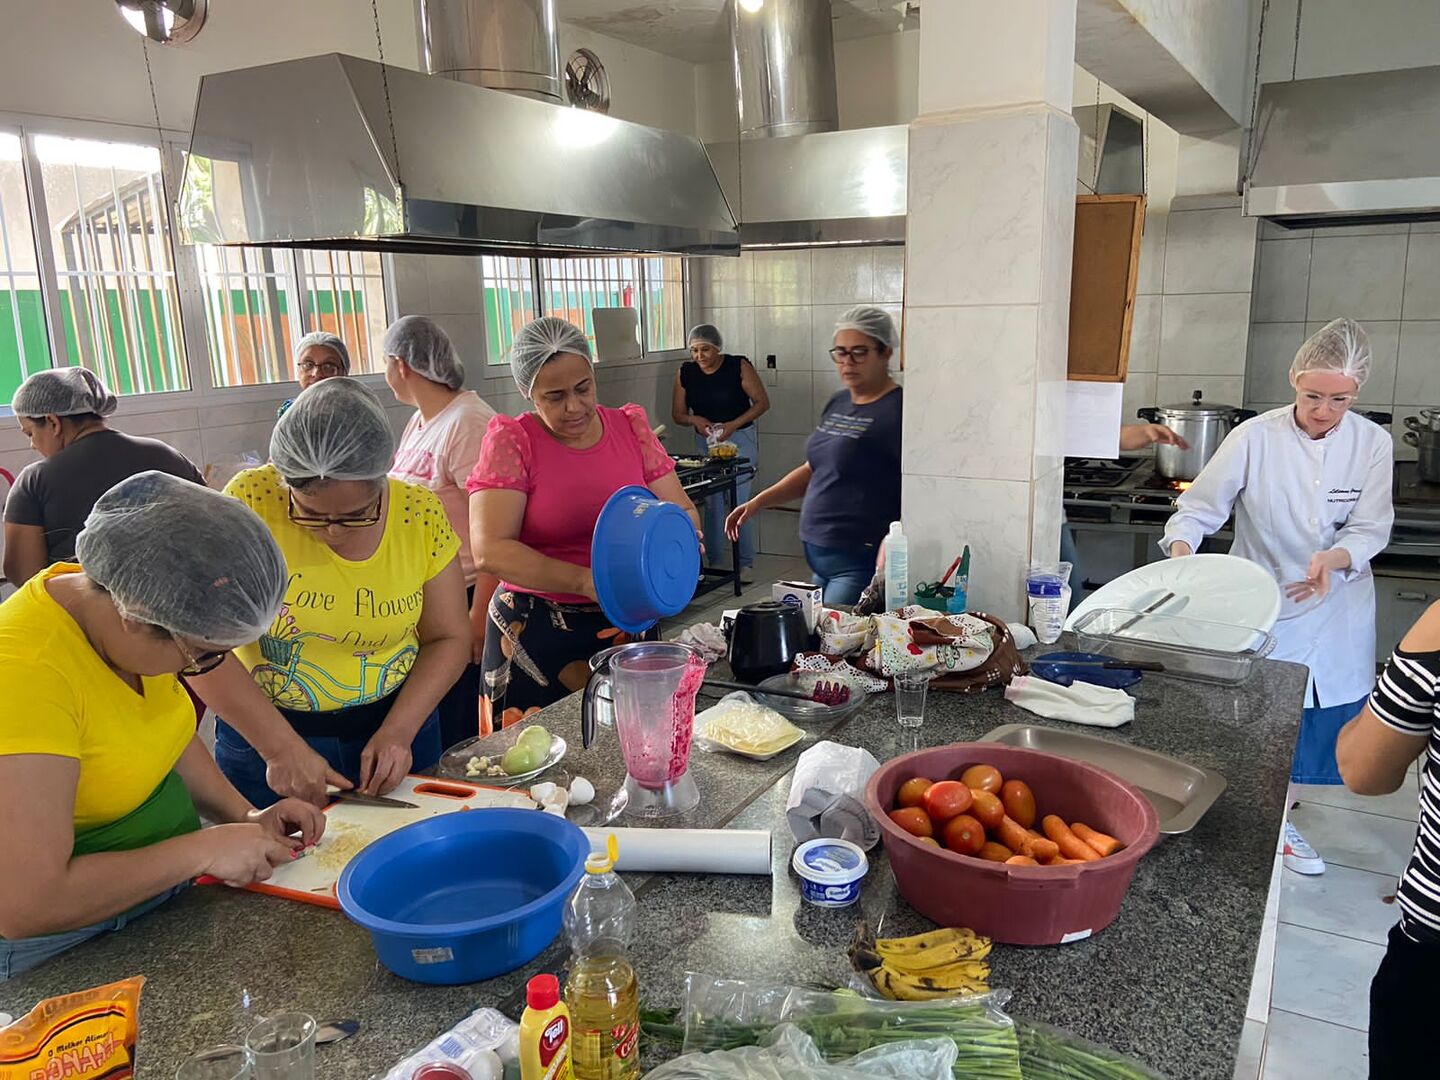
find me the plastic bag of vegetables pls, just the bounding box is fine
[644,1022,958,1080]
[1015,1019,1170,1080]
[667,975,1022,1080]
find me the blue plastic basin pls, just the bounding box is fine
[591,484,701,634]
[337,808,587,985]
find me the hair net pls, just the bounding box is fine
[509,316,592,398]
[687,323,723,350]
[294,331,351,374]
[77,471,286,647]
[270,377,395,483]
[382,315,465,390]
[1290,317,1372,387]
[12,367,118,419]
[834,305,898,352]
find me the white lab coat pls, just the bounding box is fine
[1159,407,1393,707]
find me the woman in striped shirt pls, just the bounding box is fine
[1337,609,1440,1078]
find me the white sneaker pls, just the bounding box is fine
[1283,821,1325,875]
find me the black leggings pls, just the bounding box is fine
[1369,922,1440,1078]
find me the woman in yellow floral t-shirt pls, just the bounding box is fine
[192,379,470,808]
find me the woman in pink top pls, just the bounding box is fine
[467,316,700,731]
[384,315,498,750]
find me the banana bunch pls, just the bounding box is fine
[849,924,992,1002]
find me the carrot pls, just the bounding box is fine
[1005,855,1039,866]
[1041,815,1100,861]
[1071,822,1123,857]
[995,815,1033,854]
[1028,838,1060,863]
[978,841,1014,863]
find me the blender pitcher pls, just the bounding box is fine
[582,642,706,818]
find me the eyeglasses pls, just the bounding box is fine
[171,633,229,677]
[1299,392,1356,408]
[286,491,383,529]
[296,359,343,377]
[829,346,876,365]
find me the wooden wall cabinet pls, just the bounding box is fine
[1067,194,1146,382]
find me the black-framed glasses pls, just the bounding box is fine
[829,346,875,365]
[286,491,383,529]
[171,633,229,677]
[296,359,343,377]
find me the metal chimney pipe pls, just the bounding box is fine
[419,0,562,103]
[732,0,839,140]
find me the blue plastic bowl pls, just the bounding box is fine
[591,484,701,633]
[337,808,587,985]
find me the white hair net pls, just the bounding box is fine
[77,471,286,647]
[12,367,118,418]
[834,305,898,352]
[383,315,465,390]
[294,331,351,373]
[688,323,723,350]
[509,316,591,398]
[270,377,395,483]
[1290,317,1372,387]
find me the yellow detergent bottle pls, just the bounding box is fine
[520,973,575,1080]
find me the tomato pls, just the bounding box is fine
[969,790,1005,830]
[978,841,1014,863]
[896,777,934,810]
[888,807,934,839]
[921,780,973,823]
[941,814,986,857]
[917,836,940,847]
[1001,779,1038,828]
[960,764,1004,794]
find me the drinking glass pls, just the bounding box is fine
[245,1014,316,1080]
[176,1046,249,1080]
[894,671,930,728]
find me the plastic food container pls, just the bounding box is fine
[866,744,1159,945]
[1072,607,1276,685]
[338,808,588,985]
[791,838,869,908]
[591,485,701,633]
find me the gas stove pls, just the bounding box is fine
[1064,457,1191,525]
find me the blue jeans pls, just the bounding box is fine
[0,883,187,980]
[697,426,757,570]
[215,711,442,809]
[804,541,877,607]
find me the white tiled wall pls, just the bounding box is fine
[1246,221,1440,459]
[687,247,905,555]
[1123,195,1258,423]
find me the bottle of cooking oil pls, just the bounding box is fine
[563,836,640,1080]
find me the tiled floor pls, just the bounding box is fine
[1243,763,1422,1079]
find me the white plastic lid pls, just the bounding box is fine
[888,521,903,536]
[791,838,869,885]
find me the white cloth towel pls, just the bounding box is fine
[1003,674,1134,727]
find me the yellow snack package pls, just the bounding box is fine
[0,976,144,1080]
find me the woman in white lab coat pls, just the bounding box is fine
[1160,318,1393,876]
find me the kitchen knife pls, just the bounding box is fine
[325,786,418,809]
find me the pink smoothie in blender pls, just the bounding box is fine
[609,642,706,816]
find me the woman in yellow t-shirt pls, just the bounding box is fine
[0,472,324,979]
[193,378,470,808]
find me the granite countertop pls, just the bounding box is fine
[0,646,1305,1080]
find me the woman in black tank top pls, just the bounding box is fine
[671,324,770,572]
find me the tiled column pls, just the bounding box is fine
[902,0,1078,621]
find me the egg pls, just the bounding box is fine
[542,803,566,816]
[569,776,596,806]
[529,782,558,804]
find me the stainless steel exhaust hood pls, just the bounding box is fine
[1075,103,1145,195]
[177,52,738,256]
[1245,66,1440,228]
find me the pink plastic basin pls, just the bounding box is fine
[866,743,1160,946]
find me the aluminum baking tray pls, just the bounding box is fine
[979,723,1227,834]
[1071,607,1276,685]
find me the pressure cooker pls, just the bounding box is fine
[1138,391,1256,481]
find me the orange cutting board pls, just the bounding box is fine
[201,775,535,910]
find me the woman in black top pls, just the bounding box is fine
[671,324,769,572]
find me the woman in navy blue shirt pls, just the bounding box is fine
[726,306,900,605]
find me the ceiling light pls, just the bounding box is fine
[739,0,765,13]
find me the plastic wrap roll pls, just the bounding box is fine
[582,827,772,875]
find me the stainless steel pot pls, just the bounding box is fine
[1138,391,1256,481]
[1404,428,1440,483]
